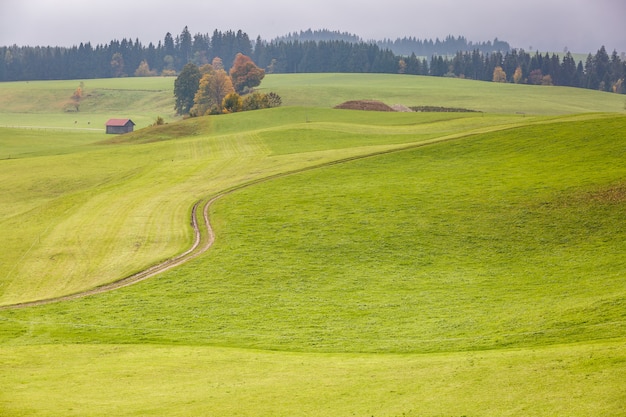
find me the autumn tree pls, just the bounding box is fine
[134,60,156,76]
[212,57,224,71]
[528,69,544,85]
[541,74,553,86]
[174,62,201,114]
[191,69,235,115]
[492,66,507,83]
[398,59,407,74]
[513,66,523,84]
[66,81,84,112]
[229,53,265,94]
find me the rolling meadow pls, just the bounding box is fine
[0,74,625,416]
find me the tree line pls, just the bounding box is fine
[0,27,252,81]
[252,39,399,74]
[376,35,511,57]
[271,30,510,57]
[436,47,626,92]
[254,41,625,93]
[1,26,624,94]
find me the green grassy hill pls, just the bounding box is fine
[0,74,624,416]
[0,73,623,131]
[262,73,626,114]
[0,77,178,130]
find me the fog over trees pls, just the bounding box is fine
[1,27,624,94]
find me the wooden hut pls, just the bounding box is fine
[105,118,135,134]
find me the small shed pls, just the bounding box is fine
[105,118,135,134]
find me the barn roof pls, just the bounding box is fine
[106,118,135,127]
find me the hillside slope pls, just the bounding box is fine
[0,75,624,416]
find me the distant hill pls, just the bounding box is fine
[273,29,363,44]
[271,29,511,56]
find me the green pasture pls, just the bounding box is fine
[1,341,624,417]
[0,127,101,159]
[0,73,623,131]
[1,109,537,304]
[261,73,626,114]
[2,114,624,351]
[0,77,178,129]
[0,74,625,416]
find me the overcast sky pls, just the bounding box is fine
[1,0,624,54]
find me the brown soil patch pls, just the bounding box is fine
[544,182,626,210]
[410,106,481,113]
[334,100,395,112]
[584,182,626,205]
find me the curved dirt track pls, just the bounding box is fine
[0,195,221,311]
[0,129,504,311]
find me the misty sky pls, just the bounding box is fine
[1,0,624,54]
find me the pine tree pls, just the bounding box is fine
[594,46,611,91]
[178,26,193,66]
[174,63,201,114]
[561,52,577,86]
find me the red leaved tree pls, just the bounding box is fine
[229,53,265,94]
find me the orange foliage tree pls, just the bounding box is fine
[492,66,507,83]
[513,66,523,84]
[229,53,265,94]
[191,69,235,115]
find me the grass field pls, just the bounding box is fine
[260,73,626,114]
[0,77,178,130]
[0,74,625,416]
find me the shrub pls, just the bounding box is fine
[135,60,157,77]
[266,92,282,108]
[242,92,270,111]
[222,93,243,113]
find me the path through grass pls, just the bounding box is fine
[0,75,624,416]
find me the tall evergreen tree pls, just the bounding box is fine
[174,63,201,114]
[594,46,611,91]
[561,52,577,86]
[584,53,598,89]
[178,26,193,66]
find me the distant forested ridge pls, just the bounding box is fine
[377,35,511,57]
[274,29,511,56]
[1,27,624,94]
[272,29,363,44]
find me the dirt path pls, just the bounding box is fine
[0,125,524,311]
[0,195,221,311]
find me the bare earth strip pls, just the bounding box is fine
[0,196,219,311]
